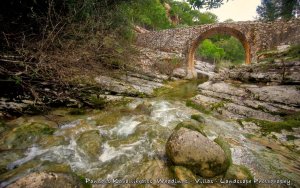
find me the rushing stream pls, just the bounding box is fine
[0,80,299,187]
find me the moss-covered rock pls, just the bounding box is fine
[225,164,254,187]
[68,108,86,115]
[76,130,102,161]
[41,162,72,174]
[39,135,67,149]
[214,137,232,169]
[242,114,300,134]
[0,120,7,135]
[0,150,24,175]
[191,114,205,123]
[0,160,39,183]
[175,120,206,136]
[0,122,56,150]
[172,166,202,188]
[186,100,211,114]
[166,128,228,178]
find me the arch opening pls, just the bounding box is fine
[186,26,251,78]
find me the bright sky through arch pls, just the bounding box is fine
[207,0,261,22]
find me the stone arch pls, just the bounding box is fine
[185,26,251,78]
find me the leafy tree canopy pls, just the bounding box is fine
[256,0,300,21]
[186,0,229,9]
[168,1,218,26]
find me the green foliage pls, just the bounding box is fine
[256,0,299,21]
[197,12,219,24]
[168,1,218,26]
[197,36,245,65]
[187,0,228,9]
[256,0,279,21]
[283,44,300,60]
[120,0,171,30]
[88,96,106,109]
[197,39,225,62]
[215,37,245,64]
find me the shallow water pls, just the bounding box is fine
[0,80,299,187]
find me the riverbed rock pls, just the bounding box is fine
[76,130,102,160]
[193,80,300,121]
[95,75,139,95]
[212,61,300,84]
[6,172,84,188]
[194,60,215,79]
[173,68,186,78]
[166,127,229,177]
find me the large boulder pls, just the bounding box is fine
[166,127,229,178]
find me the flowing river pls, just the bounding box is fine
[0,80,299,187]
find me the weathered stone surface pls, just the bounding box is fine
[192,80,300,121]
[95,76,139,95]
[95,73,166,96]
[198,82,248,98]
[120,75,164,95]
[246,85,300,106]
[225,61,300,84]
[194,61,215,79]
[173,68,186,78]
[166,127,228,177]
[6,172,84,188]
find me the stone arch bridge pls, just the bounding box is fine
[136,19,300,78]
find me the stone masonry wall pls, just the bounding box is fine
[136,19,300,78]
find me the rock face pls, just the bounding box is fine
[223,61,300,84]
[194,60,215,79]
[192,61,300,121]
[166,127,228,178]
[191,74,300,121]
[95,73,165,96]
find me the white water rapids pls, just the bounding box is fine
[1,98,299,187]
